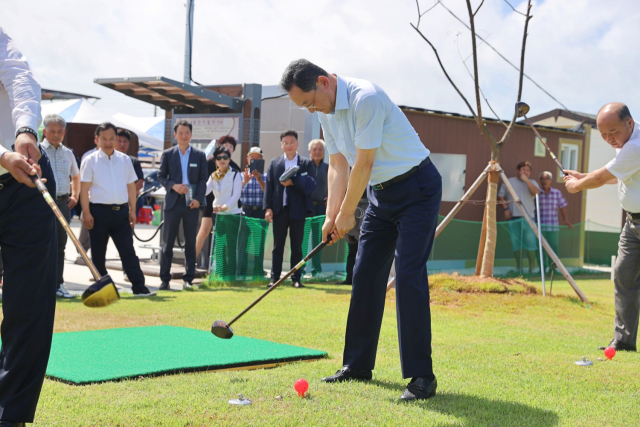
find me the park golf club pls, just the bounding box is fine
[30,174,120,308]
[211,240,328,339]
[516,101,568,176]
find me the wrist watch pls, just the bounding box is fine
[15,127,38,140]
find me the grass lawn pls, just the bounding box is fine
[10,274,639,426]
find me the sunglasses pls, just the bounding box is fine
[216,155,230,160]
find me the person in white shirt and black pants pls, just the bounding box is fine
[566,102,640,352]
[80,123,154,297]
[0,26,58,425]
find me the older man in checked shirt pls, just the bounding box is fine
[537,171,572,273]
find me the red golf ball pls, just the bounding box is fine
[604,347,616,360]
[294,378,309,397]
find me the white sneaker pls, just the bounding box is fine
[56,284,74,299]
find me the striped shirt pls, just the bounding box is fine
[538,187,568,231]
[42,139,79,196]
[241,173,266,207]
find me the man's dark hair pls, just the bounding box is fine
[212,146,231,159]
[618,105,632,122]
[116,128,131,141]
[280,59,329,93]
[173,119,192,133]
[218,135,237,150]
[516,161,532,170]
[280,129,298,141]
[95,122,118,138]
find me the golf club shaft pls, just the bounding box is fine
[227,241,328,327]
[523,116,567,175]
[30,175,102,280]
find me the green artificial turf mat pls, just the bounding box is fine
[46,326,327,385]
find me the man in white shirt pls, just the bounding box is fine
[565,102,640,352]
[281,59,441,401]
[80,122,154,297]
[0,26,58,425]
[42,113,79,299]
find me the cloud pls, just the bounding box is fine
[3,0,640,120]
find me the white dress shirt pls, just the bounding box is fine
[317,75,429,185]
[81,147,97,161]
[606,121,640,213]
[80,149,137,205]
[283,153,298,207]
[0,27,42,176]
[205,169,243,215]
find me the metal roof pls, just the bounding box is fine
[93,76,244,112]
[41,88,99,101]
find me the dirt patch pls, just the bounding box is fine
[428,273,537,295]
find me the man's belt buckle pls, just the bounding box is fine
[112,206,121,211]
[373,183,384,191]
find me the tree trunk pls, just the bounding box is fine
[480,163,500,277]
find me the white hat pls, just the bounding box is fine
[248,146,263,155]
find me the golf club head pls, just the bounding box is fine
[516,102,530,118]
[81,275,120,308]
[211,320,234,339]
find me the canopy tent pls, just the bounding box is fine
[40,99,164,152]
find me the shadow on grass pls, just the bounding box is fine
[369,380,558,426]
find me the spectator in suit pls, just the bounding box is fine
[306,139,328,277]
[196,135,241,257]
[80,122,154,297]
[264,130,316,288]
[158,120,208,291]
[205,146,243,277]
[41,113,80,299]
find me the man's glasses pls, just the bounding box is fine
[216,155,230,160]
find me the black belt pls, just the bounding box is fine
[372,157,431,191]
[628,212,640,220]
[312,201,326,206]
[245,205,263,211]
[56,194,69,200]
[92,203,128,211]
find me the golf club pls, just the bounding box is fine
[516,102,567,176]
[211,240,328,339]
[30,174,120,308]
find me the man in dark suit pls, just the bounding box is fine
[158,120,208,290]
[264,130,316,288]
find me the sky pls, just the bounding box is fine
[2,0,639,121]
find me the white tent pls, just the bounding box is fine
[40,99,164,152]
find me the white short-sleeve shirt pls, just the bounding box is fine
[317,75,429,185]
[605,121,640,213]
[80,149,137,205]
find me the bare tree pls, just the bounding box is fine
[412,0,532,276]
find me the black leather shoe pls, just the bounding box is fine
[159,281,170,291]
[399,376,437,401]
[335,280,352,285]
[322,367,372,383]
[598,339,637,351]
[267,280,276,289]
[292,281,305,288]
[0,421,27,426]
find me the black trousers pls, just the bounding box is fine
[54,197,71,288]
[271,206,305,282]
[161,200,199,283]
[343,160,441,379]
[88,203,146,293]
[0,153,57,422]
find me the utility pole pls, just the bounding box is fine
[184,0,195,85]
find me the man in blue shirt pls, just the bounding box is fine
[281,59,442,401]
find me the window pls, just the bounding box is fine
[557,139,582,181]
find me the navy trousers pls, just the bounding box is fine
[0,153,57,422]
[88,203,146,293]
[343,161,441,379]
[161,201,199,283]
[271,206,305,282]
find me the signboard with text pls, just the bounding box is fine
[173,114,241,146]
